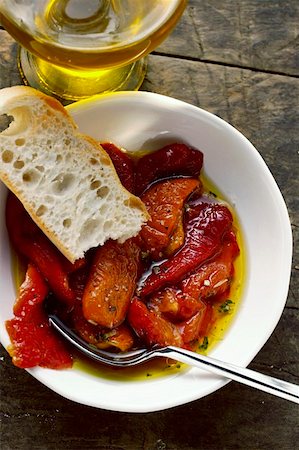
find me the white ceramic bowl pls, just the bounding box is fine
[0,92,292,412]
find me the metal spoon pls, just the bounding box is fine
[49,314,299,404]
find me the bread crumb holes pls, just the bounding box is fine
[36,205,47,216]
[90,180,101,190]
[15,138,25,146]
[22,169,41,185]
[79,219,99,241]
[2,150,14,163]
[13,159,24,169]
[96,186,109,198]
[63,218,72,228]
[104,220,112,232]
[52,173,75,194]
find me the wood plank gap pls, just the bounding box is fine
[152,51,299,80]
[285,306,299,311]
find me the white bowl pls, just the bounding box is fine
[0,91,292,412]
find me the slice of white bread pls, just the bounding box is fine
[0,86,149,263]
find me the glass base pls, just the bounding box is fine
[18,47,147,104]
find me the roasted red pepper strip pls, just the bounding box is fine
[135,143,204,195]
[101,142,135,193]
[6,194,75,306]
[139,178,201,259]
[140,199,233,296]
[128,297,183,348]
[182,230,239,301]
[148,287,205,322]
[82,239,141,328]
[70,267,134,351]
[165,215,185,256]
[72,301,134,351]
[5,264,72,369]
[179,304,213,345]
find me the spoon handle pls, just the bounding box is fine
[158,347,299,404]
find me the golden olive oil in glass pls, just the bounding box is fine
[0,0,187,102]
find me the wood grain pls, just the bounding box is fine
[0,0,298,447]
[158,0,299,76]
[0,31,22,88]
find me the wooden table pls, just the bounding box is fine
[0,1,298,449]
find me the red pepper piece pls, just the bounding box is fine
[140,200,233,296]
[70,264,90,302]
[72,301,134,352]
[5,264,72,369]
[12,264,48,318]
[82,239,141,328]
[139,178,201,259]
[6,194,75,306]
[182,230,239,302]
[101,142,135,193]
[96,325,134,352]
[148,287,205,322]
[62,257,86,275]
[128,297,183,348]
[164,215,185,256]
[135,143,204,195]
[179,304,213,345]
[70,267,135,351]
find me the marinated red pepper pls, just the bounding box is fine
[101,142,135,193]
[179,304,213,345]
[135,143,204,195]
[129,295,211,347]
[72,301,134,352]
[139,177,201,259]
[182,230,239,301]
[82,239,141,328]
[164,215,185,256]
[148,287,205,322]
[5,264,72,369]
[128,297,183,348]
[6,194,75,306]
[140,198,234,296]
[71,267,135,351]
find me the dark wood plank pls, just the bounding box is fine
[0,31,22,88]
[158,0,299,76]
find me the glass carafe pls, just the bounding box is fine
[0,0,187,102]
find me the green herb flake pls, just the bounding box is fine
[218,299,234,313]
[199,336,209,351]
